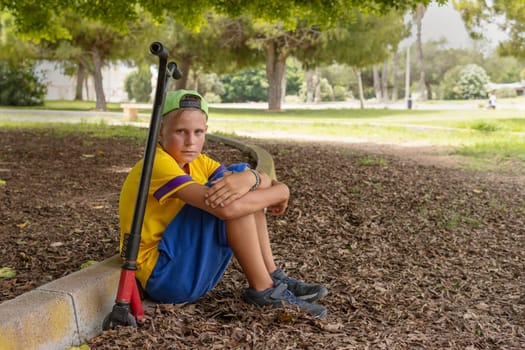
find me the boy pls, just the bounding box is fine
[119,89,328,318]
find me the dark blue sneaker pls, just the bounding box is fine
[242,283,328,318]
[270,268,328,302]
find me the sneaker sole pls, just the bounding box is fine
[298,289,329,303]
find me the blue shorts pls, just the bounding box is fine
[145,205,233,303]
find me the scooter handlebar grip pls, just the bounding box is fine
[150,42,169,59]
[167,62,183,80]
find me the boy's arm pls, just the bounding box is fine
[175,178,288,220]
[205,169,272,208]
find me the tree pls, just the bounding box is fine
[417,39,482,99]
[2,0,443,110]
[454,0,525,59]
[157,14,262,91]
[414,3,427,100]
[39,12,154,110]
[483,51,523,83]
[249,20,323,110]
[321,10,409,108]
[1,0,444,37]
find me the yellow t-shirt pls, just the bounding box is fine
[119,144,221,287]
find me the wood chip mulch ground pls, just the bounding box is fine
[0,128,524,349]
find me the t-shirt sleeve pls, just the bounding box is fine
[150,147,195,205]
[206,156,225,182]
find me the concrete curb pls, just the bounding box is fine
[0,134,275,350]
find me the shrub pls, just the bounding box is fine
[0,62,47,106]
[495,88,517,98]
[220,68,268,102]
[124,67,152,102]
[316,78,332,101]
[204,92,221,104]
[440,64,490,100]
[333,85,348,101]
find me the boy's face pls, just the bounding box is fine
[159,109,208,168]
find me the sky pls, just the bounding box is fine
[417,1,507,49]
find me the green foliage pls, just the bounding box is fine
[418,40,484,99]
[298,77,335,102]
[220,67,268,102]
[333,86,348,101]
[355,156,388,166]
[1,0,441,39]
[187,73,225,99]
[457,64,490,99]
[455,0,525,60]
[320,64,357,92]
[318,78,334,101]
[483,52,522,83]
[440,64,490,100]
[495,88,517,99]
[285,59,303,96]
[440,66,462,100]
[0,61,47,106]
[324,10,409,69]
[124,66,152,102]
[470,121,500,132]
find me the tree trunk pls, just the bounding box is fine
[426,81,432,100]
[305,69,314,103]
[84,76,90,100]
[75,62,85,101]
[416,3,427,101]
[381,61,389,103]
[192,69,199,91]
[281,64,287,105]
[175,58,191,90]
[91,48,106,111]
[265,40,287,111]
[314,67,321,103]
[355,68,365,109]
[372,65,382,101]
[391,51,399,102]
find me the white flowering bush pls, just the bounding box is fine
[440,64,490,100]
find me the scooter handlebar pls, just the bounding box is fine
[167,61,182,80]
[150,42,169,59]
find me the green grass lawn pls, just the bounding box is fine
[0,100,123,112]
[1,99,524,168]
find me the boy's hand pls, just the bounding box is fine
[267,198,288,216]
[205,171,251,208]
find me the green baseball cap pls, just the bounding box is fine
[162,89,208,117]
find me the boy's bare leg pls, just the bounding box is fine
[226,214,274,292]
[253,210,277,274]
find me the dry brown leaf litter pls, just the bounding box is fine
[0,129,524,349]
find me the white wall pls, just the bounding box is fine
[35,61,135,103]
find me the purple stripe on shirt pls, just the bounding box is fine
[154,175,193,201]
[210,164,226,181]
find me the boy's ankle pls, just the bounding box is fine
[270,267,328,303]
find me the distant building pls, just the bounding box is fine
[36,61,135,102]
[486,81,525,96]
